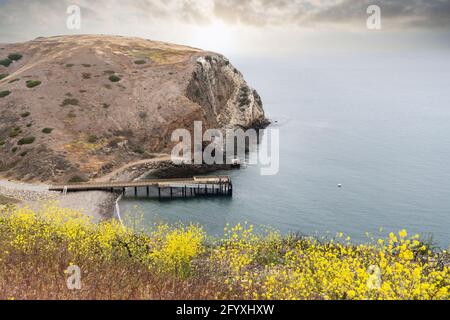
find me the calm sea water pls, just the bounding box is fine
[121,51,450,248]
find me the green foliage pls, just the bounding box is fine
[0,140,5,146]
[0,58,12,67]
[42,128,54,134]
[65,64,74,68]
[134,60,147,65]
[133,147,145,155]
[82,73,91,79]
[8,53,22,61]
[0,90,11,98]
[87,135,97,143]
[11,147,17,153]
[68,175,89,183]
[9,127,21,138]
[61,98,79,107]
[17,136,35,145]
[26,80,42,88]
[0,74,8,80]
[8,78,20,83]
[108,75,121,82]
[20,112,31,118]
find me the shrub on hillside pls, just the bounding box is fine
[67,175,89,183]
[0,58,12,67]
[8,53,22,61]
[0,90,11,98]
[17,136,35,145]
[87,135,98,143]
[26,80,42,88]
[61,98,79,107]
[0,73,8,80]
[42,128,54,134]
[9,127,21,138]
[133,147,145,155]
[108,75,121,82]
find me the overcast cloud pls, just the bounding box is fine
[0,0,449,54]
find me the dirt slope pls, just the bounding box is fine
[0,35,267,183]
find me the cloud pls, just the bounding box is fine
[0,0,449,54]
[212,0,450,29]
[1,0,449,33]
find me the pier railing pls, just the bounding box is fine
[49,176,233,199]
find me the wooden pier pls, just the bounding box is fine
[49,176,233,199]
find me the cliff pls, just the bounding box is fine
[0,35,268,182]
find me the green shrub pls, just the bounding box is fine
[133,147,145,155]
[82,64,91,67]
[139,111,147,119]
[82,73,91,79]
[87,135,98,143]
[65,64,74,68]
[8,53,22,61]
[0,140,5,146]
[26,80,41,88]
[0,90,11,98]
[17,136,35,145]
[61,98,79,107]
[9,127,21,138]
[42,128,53,134]
[11,147,17,153]
[0,59,12,67]
[68,175,89,183]
[108,75,121,82]
[134,60,147,65]
[20,112,31,118]
[0,74,8,80]
[20,150,28,157]
[26,123,33,128]
[8,78,19,83]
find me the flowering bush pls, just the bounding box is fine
[0,203,448,300]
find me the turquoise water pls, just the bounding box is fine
[121,51,450,248]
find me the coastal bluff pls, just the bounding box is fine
[0,35,268,183]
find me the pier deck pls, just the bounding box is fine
[49,176,233,198]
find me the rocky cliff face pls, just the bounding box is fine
[0,35,268,183]
[187,55,267,130]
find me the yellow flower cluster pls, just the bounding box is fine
[215,226,449,300]
[1,204,449,300]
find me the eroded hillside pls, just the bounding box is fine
[0,35,267,182]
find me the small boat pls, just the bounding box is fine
[231,158,241,168]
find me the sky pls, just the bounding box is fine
[0,0,449,56]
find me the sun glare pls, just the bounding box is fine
[190,22,234,53]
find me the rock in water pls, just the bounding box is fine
[0,35,268,182]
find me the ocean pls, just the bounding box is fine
[120,51,450,248]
